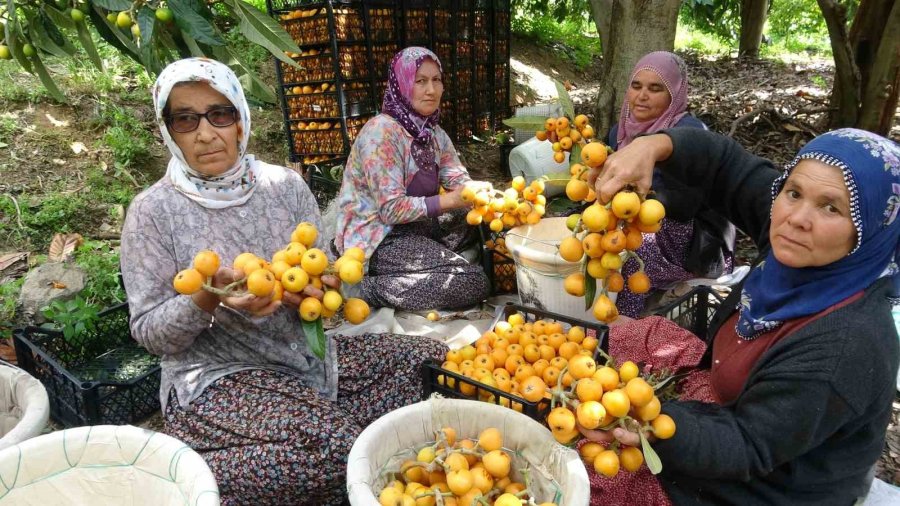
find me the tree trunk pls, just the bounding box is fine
[817,0,861,128]
[588,0,613,55]
[853,0,900,134]
[819,0,899,135]
[738,0,768,58]
[591,0,681,140]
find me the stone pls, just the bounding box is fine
[18,262,86,323]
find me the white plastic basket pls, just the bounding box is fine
[0,361,48,452]
[0,425,219,505]
[347,397,589,506]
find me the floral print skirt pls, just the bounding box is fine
[164,333,448,506]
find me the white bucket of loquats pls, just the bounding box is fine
[347,397,589,506]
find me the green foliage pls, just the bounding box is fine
[99,104,154,168]
[678,0,834,57]
[0,277,24,340]
[74,240,126,308]
[41,296,100,341]
[512,0,593,26]
[512,13,601,68]
[0,0,299,103]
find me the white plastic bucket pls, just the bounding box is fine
[511,103,563,145]
[508,138,568,198]
[346,398,589,506]
[505,217,614,321]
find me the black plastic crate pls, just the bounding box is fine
[478,226,517,295]
[489,302,609,357]
[422,302,609,423]
[653,285,724,340]
[12,303,161,427]
[307,162,344,209]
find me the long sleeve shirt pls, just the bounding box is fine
[334,114,471,258]
[120,162,336,411]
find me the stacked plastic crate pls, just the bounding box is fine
[268,0,511,170]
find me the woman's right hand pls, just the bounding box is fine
[591,133,674,204]
[439,185,470,210]
[191,266,281,317]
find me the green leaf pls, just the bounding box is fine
[31,12,76,58]
[75,20,104,70]
[29,52,66,102]
[225,0,300,68]
[571,143,582,168]
[640,431,663,475]
[554,79,575,120]
[213,44,276,103]
[502,115,548,131]
[300,318,327,360]
[137,6,156,48]
[543,171,571,186]
[180,31,205,57]
[5,8,34,73]
[170,0,224,46]
[41,5,76,30]
[89,4,140,60]
[93,0,132,11]
[584,262,596,311]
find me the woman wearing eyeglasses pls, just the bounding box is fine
[120,58,447,505]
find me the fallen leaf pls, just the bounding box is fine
[45,113,69,127]
[70,141,87,154]
[52,158,66,166]
[783,123,802,132]
[51,281,67,289]
[0,252,27,272]
[48,233,84,262]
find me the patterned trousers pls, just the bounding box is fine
[163,333,448,506]
[361,210,489,311]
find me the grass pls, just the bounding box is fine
[512,14,601,69]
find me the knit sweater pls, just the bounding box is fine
[652,128,899,505]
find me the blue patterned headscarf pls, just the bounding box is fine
[737,128,900,339]
[381,47,443,175]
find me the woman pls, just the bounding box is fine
[334,46,489,311]
[608,51,735,317]
[584,127,900,505]
[120,58,446,505]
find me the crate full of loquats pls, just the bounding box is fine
[426,302,679,480]
[347,397,589,506]
[502,82,667,326]
[422,303,608,421]
[171,222,372,357]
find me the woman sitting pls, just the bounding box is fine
[584,127,900,505]
[334,47,489,311]
[120,58,446,506]
[608,51,735,317]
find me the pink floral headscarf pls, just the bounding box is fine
[381,47,443,174]
[617,51,689,148]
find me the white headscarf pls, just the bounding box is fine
[152,58,258,209]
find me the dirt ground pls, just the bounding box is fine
[3,37,899,485]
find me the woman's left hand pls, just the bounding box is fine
[281,274,341,307]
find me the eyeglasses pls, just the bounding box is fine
[166,106,238,133]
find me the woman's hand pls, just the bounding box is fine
[439,185,469,211]
[281,274,341,307]
[578,423,644,447]
[592,134,674,204]
[191,266,280,317]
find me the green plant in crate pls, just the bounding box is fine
[41,296,100,342]
[0,0,301,103]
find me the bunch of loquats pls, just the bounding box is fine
[532,115,667,324]
[461,176,548,231]
[171,222,371,358]
[437,311,675,477]
[378,426,559,506]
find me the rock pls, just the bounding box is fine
[18,262,86,323]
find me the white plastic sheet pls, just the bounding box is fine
[347,397,589,506]
[0,425,219,505]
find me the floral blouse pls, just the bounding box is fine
[334,114,471,259]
